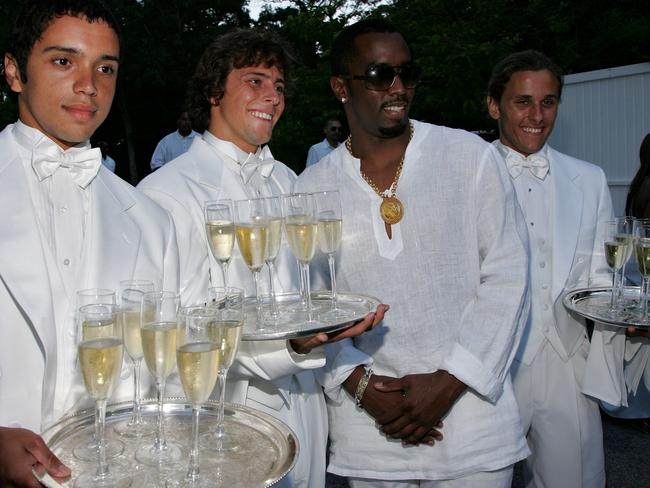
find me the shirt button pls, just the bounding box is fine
[577,258,584,263]
[540,262,546,268]
[544,304,550,311]
[63,258,70,266]
[542,284,549,290]
[59,205,68,214]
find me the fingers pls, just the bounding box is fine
[26,437,70,479]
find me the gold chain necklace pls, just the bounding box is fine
[345,122,413,225]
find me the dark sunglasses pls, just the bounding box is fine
[339,63,421,91]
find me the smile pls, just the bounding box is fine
[251,111,273,121]
[522,127,543,134]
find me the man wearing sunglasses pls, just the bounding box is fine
[305,117,343,168]
[295,18,529,487]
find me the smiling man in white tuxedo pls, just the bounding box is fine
[0,1,179,486]
[487,50,615,488]
[138,29,385,488]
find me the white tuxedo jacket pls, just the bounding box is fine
[138,136,327,488]
[532,146,613,361]
[0,124,179,432]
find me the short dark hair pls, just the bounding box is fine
[6,0,121,83]
[330,18,403,76]
[487,50,564,103]
[186,29,296,132]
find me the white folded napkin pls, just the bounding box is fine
[581,322,627,407]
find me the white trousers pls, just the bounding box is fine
[511,338,605,488]
[348,466,513,488]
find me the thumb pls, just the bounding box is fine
[373,378,404,392]
[27,438,71,478]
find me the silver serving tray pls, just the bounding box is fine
[562,286,649,328]
[41,398,298,487]
[242,291,381,341]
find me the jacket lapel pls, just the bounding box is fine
[81,172,140,289]
[551,148,583,301]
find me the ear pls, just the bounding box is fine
[4,54,24,94]
[486,96,501,121]
[330,76,348,104]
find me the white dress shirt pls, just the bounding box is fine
[296,120,530,480]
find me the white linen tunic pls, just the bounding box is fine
[295,120,530,480]
[138,133,328,488]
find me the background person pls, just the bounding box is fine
[625,133,650,218]
[0,1,179,486]
[97,140,116,172]
[305,117,342,168]
[149,110,199,171]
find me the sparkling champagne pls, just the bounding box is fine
[317,218,342,254]
[615,234,633,263]
[206,220,235,262]
[266,218,283,261]
[605,241,628,270]
[78,337,124,401]
[122,309,143,360]
[236,224,268,272]
[82,319,116,341]
[177,342,220,405]
[141,321,177,381]
[636,238,650,277]
[209,320,243,371]
[285,218,318,263]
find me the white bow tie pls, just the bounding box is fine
[240,148,275,184]
[32,142,102,189]
[505,152,549,180]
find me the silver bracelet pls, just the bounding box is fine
[354,366,374,409]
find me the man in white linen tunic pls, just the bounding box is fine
[295,19,530,487]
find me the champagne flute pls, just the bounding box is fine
[203,287,244,452]
[135,291,183,466]
[262,196,283,322]
[171,305,221,487]
[634,219,650,323]
[114,279,156,438]
[73,289,123,462]
[313,190,344,316]
[234,198,268,329]
[205,200,235,287]
[282,193,320,322]
[614,216,634,305]
[74,304,130,488]
[604,220,633,315]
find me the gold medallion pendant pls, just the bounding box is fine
[380,196,404,225]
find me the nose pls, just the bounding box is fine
[529,102,544,123]
[73,68,97,97]
[263,84,282,106]
[388,72,407,94]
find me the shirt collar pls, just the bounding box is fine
[202,130,272,165]
[493,139,549,162]
[12,120,91,155]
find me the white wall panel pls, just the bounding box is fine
[549,63,650,215]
